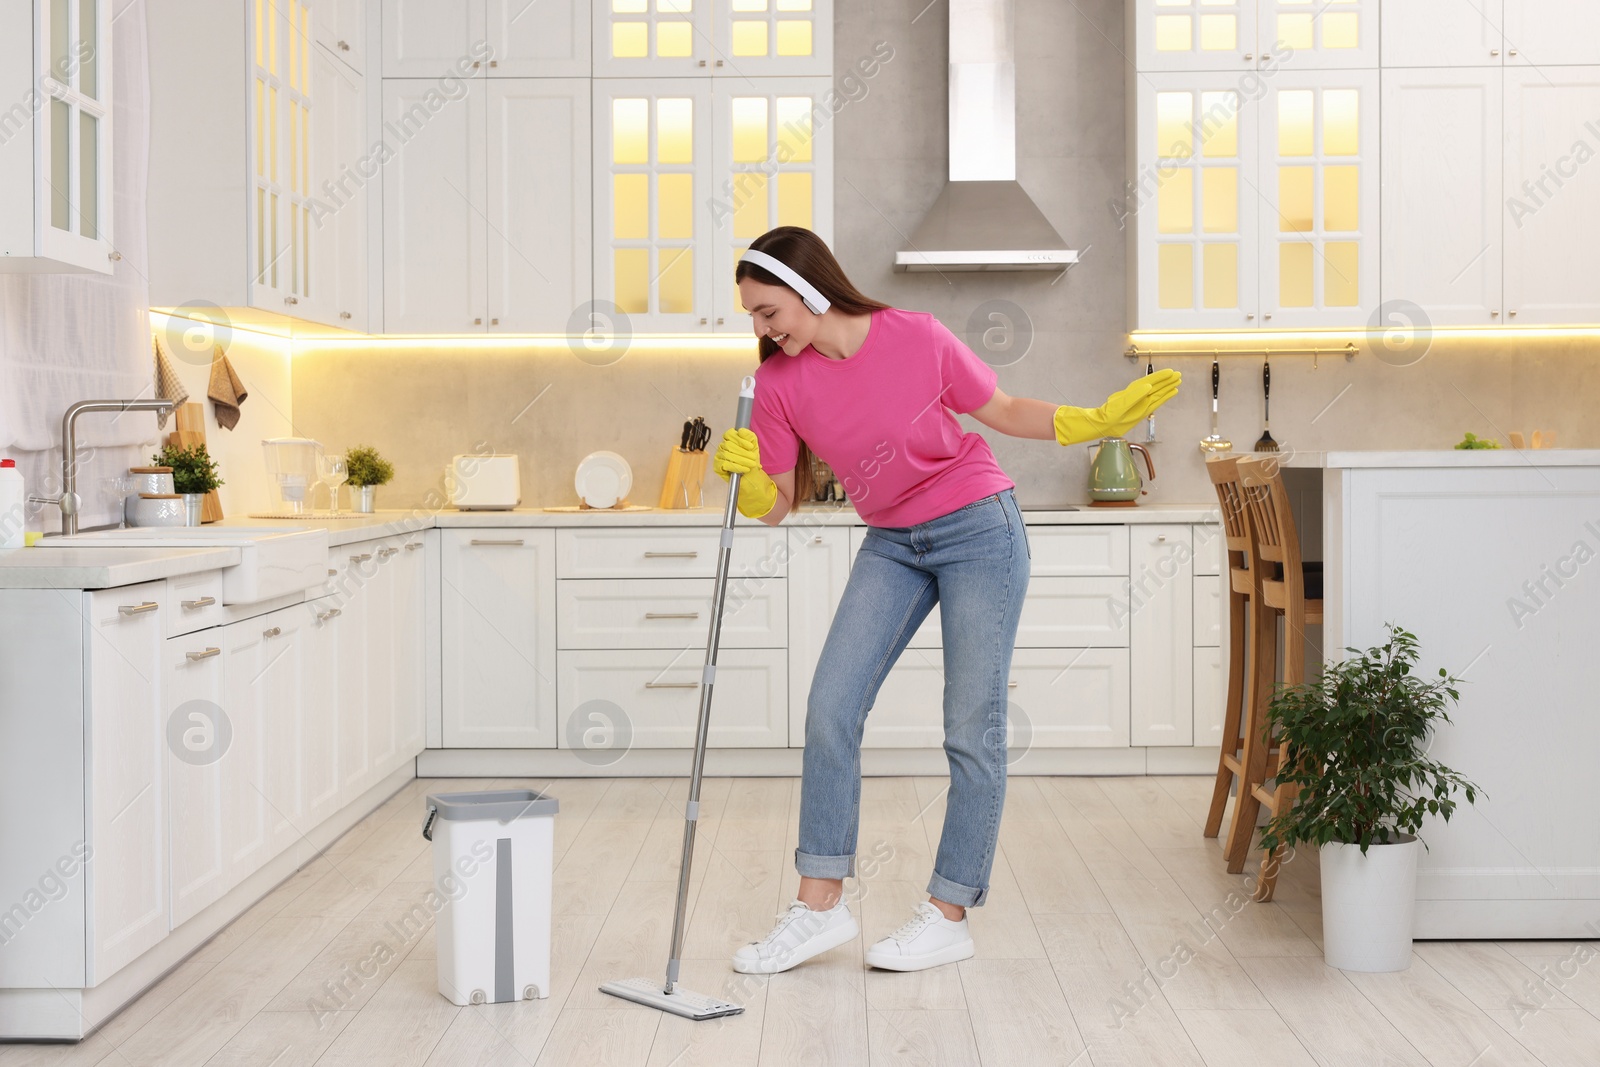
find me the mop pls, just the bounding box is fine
[598,375,756,1021]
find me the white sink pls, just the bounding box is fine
[55,526,330,604]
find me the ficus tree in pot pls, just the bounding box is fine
[1256,624,1482,972]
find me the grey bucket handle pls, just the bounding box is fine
[422,805,438,841]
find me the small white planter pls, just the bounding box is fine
[1320,834,1420,972]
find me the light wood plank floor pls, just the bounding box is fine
[6,775,1598,1066]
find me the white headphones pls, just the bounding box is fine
[738,248,832,315]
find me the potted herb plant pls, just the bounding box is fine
[1257,624,1482,972]
[345,445,394,514]
[151,443,224,525]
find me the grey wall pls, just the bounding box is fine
[293,0,1600,513]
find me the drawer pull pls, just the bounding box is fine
[118,601,159,616]
[1007,680,1018,689]
[470,538,525,546]
[318,607,343,621]
[378,547,399,559]
[328,568,338,577]
[405,542,424,551]
[186,646,222,661]
[181,596,216,610]
[263,626,282,639]
[644,551,698,559]
[645,681,699,689]
[350,553,372,563]
[645,612,700,620]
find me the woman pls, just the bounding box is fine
[714,227,1179,975]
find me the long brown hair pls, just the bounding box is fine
[736,227,889,502]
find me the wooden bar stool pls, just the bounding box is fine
[1201,456,1270,873]
[1234,456,1323,902]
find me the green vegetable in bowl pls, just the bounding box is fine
[1454,432,1500,450]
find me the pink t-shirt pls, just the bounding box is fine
[750,307,1014,527]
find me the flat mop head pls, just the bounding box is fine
[600,977,745,1020]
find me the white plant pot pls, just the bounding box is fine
[1319,834,1420,972]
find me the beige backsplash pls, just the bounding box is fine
[289,333,1596,516]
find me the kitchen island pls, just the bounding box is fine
[1278,449,1600,939]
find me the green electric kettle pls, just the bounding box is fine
[1087,437,1156,507]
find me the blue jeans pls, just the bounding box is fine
[796,490,1030,907]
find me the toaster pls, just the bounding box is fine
[447,454,521,510]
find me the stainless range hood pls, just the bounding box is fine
[895,0,1078,273]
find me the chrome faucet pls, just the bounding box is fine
[28,399,177,536]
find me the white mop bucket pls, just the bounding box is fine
[422,789,559,1005]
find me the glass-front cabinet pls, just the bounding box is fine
[593,76,830,332]
[594,0,830,77]
[1135,0,1374,72]
[250,0,318,316]
[0,0,114,273]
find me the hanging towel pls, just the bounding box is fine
[153,335,190,429]
[207,345,249,430]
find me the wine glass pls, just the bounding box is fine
[318,453,348,515]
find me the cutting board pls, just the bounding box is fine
[169,403,224,523]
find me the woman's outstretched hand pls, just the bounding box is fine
[1053,369,1182,446]
[712,428,779,519]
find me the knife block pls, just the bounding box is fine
[658,448,709,509]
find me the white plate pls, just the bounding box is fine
[575,451,633,509]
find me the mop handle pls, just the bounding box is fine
[664,374,757,992]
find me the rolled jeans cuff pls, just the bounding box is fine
[795,848,855,880]
[927,870,988,909]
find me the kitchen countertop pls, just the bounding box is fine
[0,502,1223,590]
[1270,448,1600,468]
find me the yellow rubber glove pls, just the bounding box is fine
[1054,368,1182,446]
[712,428,779,519]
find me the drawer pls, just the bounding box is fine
[557,577,786,649]
[165,571,225,637]
[556,648,787,749]
[558,526,788,579]
[1192,524,1223,576]
[1193,573,1224,646]
[862,647,1130,749]
[906,577,1134,649]
[1027,525,1129,576]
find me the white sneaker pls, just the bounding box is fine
[732,900,860,975]
[865,901,976,971]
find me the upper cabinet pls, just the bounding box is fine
[1382,0,1600,67]
[1134,0,1375,72]
[148,0,369,330]
[381,0,589,77]
[593,76,830,332]
[0,0,114,274]
[594,0,831,77]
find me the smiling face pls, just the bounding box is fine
[739,277,816,356]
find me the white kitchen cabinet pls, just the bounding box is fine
[358,545,399,776]
[1503,67,1600,324]
[557,647,787,748]
[1503,0,1600,66]
[222,609,299,872]
[1129,525,1194,746]
[1257,69,1379,328]
[315,45,371,331]
[84,587,166,982]
[315,0,370,74]
[0,0,114,273]
[557,577,786,649]
[1256,0,1376,70]
[786,527,851,746]
[1135,0,1257,72]
[1193,645,1224,747]
[1380,67,1504,326]
[1011,648,1132,750]
[327,556,371,803]
[1135,73,1261,330]
[594,76,832,333]
[594,0,830,78]
[556,524,787,577]
[1380,0,1504,66]
[392,536,429,760]
[166,629,229,928]
[301,598,343,827]
[441,530,559,747]
[383,0,586,77]
[381,77,590,333]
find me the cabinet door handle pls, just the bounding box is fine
[1509,48,1517,56]
[339,310,352,319]
[186,646,222,661]
[378,547,399,559]
[118,601,159,616]
[644,551,698,559]
[490,317,499,325]
[263,626,282,639]
[645,612,700,620]
[405,542,424,551]
[318,607,343,621]
[470,538,524,546]
[1491,48,1501,56]
[327,568,338,576]
[1156,535,1167,543]
[350,553,372,562]
[337,39,349,51]
[1007,680,1018,689]
[182,596,216,610]
[645,681,699,689]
